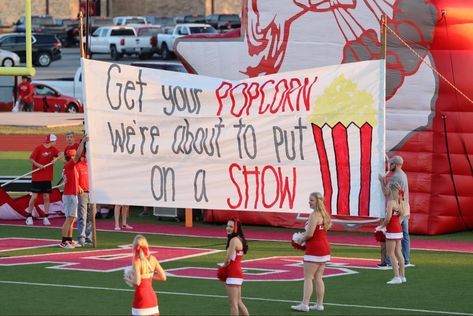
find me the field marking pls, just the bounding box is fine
[2,223,472,253]
[0,280,471,315]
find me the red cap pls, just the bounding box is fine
[45,134,57,143]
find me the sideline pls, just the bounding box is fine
[0,280,471,316]
[2,220,473,253]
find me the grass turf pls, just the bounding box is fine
[0,223,472,315]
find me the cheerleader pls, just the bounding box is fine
[129,235,166,316]
[378,182,406,284]
[291,192,331,312]
[222,217,249,316]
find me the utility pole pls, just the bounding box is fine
[45,0,49,15]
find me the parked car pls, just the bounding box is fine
[157,23,217,59]
[145,16,175,27]
[174,15,206,24]
[0,33,61,67]
[0,48,20,66]
[130,61,187,73]
[132,25,163,59]
[113,16,148,26]
[206,14,241,31]
[90,16,115,34]
[34,67,83,103]
[56,18,79,47]
[15,15,67,42]
[31,83,83,113]
[89,26,138,60]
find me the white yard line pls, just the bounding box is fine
[0,280,471,315]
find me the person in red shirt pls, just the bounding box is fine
[60,136,87,249]
[25,134,62,226]
[18,76,35,112]
[64,131,79,155]
[75,132,94,246]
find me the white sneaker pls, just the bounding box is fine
[43,217,51,225]
[387,277,403,284]
[309,304,324,311]
[405,263,415,268]
[291,303,309,312]
[59,242,74,249]
[401,277,407,283]
[25,217,33,225]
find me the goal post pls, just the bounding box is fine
[0,0,36,77]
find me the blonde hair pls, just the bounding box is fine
[132,235,152,274]
[310,192,332,230]
[387,182,406,217]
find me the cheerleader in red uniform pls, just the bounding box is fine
[222,217,249,316]
[378,182,406,284]
[131,235,167,316]
[291,192,331,312]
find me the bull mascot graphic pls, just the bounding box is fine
[179,0,473,234]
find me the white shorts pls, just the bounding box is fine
[132,306,159,316]
[304,254,331,263]
[226,277,243,285]
[386,232,403,239]
[62,195,78,217]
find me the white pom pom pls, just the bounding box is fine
[292,232,306,246]
[375,225,386,233]
[123,266,136,287]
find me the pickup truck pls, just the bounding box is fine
[156,23,217,59]
[131,25,162,59]
[15,15,67,44]
[34,67,83,103]
[90,26,139,60]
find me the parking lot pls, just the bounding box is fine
[32,47,179,80]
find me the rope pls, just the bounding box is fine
[382,20,473,106]
[441,115,469,230]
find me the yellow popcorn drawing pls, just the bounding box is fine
[309,74,377,127]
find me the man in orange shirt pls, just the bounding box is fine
[18,76,35,112]
[25,134,62,225]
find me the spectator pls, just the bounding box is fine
[18,76,35,112]
[114,205,133,231]
[25,134,61,225]
[378,155,412,267]
[64,131,79,154]
[59,136,87,249]
[291,192,331,312]
[76,135,93,247]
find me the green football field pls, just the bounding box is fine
[0,221,472,316]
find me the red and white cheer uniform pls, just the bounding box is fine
[132,271,159,316]
[385,209,403,240]
[304,224,331,263]
[226,249,244,286]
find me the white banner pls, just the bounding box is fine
[83,59,385,215]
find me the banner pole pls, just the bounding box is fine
[380,15,387,60]
[185,208,193,227]
[91,203,97,248]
